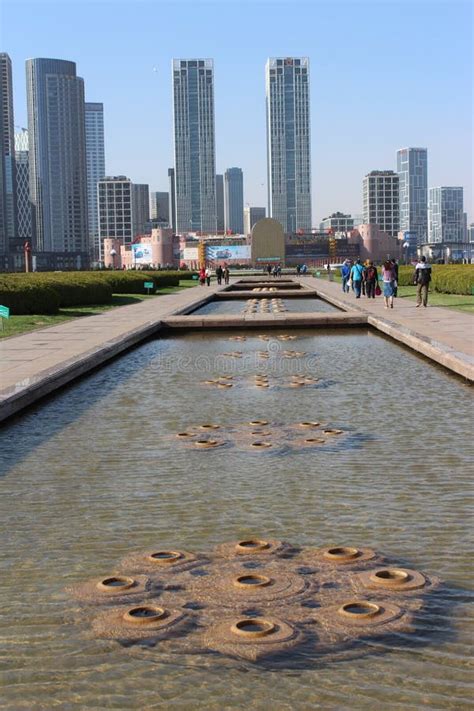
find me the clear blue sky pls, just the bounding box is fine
[2,0,472,223]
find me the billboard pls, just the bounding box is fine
[131,243,153,264]
[205,244,251,261]
[183,247,199,261]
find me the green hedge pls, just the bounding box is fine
[398,265,474,295]
[0,269,196,313]
[0,281,60,314]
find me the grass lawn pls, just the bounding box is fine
[396,286,474,313]
[0,281,197,339]
[313,273,474,314]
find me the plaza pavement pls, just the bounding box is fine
[0,276,472,423]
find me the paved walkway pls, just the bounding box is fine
[0,284,219,422]
[1,276,472,423]
[304,276,474,380]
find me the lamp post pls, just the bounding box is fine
[110,248,117,270]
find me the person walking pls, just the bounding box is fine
[414,256,432,307]
[216,265,223,285]
[391,259,399,297]
[350,259,365,298]
[199,266,206,286]
[340,260,351,293]
[267,264,272,277]
[296,264,301,276]
[205,266,212,286]
[276,264,282,277]
[364,260,378,299]
[381,260,396,308]
[224,265,230,285]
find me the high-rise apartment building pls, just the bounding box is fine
[26,58,88,253]
[362,171,399,238]
[224,167,244,233]
[397,147,428,246]
[0,53,17,254]
[320,212,354,233]
[85,102,105,260]
[14,129,31,241]
[150,191,169,223]
[428,187,464,244]
[98,176,133,259]
[266,57,312,233]
[244,206,266,236]
[168,168,176,233]
[132,183,150,236]
[216,174,224,231]
[172,58,216,233]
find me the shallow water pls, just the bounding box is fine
[191,297,338,314]
[0,328,472,710]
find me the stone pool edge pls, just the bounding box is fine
[1,279,472,424]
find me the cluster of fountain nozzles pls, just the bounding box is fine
[68,538,438,663]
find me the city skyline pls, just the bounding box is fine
[2,0,471,225]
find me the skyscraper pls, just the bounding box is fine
[150,191,169,223]
[14,129,31,241]
[98,176,133,257]
[428,187,464,244]
[397,147,428,246]
[266,57,312,233]
[0,52,17,255]
[132,184,150,236]
[85,102,105,260]
[172,59,216,233]
[244,206,266,236]
[168,168,176,233]
[26,58,88,253]
[224,167,244,233]
[362,171,399,238]
[216,174,224,231]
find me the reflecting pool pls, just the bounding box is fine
[0,329,472,709]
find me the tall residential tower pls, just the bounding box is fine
[265,57,312,233]
[224,167,244,233]
[85,102,105,259]
[172,58,216,233]
[26,58,88,254]
[362,170,399,238]
[397,147,428,246]
[0,52,17,255]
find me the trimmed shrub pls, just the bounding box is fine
[398,264,474,294]
[94,271,153,294]
[0,281,60,314]
[0,273,112,310]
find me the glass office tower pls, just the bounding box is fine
[172,59,216,233]
[266,57,312,233]
[224,167,244,234]
[26,58,88,252]
[85,102,105,259]
[397,147,428,246]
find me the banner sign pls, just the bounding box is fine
[131,243,153,264]
[206,245,250,260]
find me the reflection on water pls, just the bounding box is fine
[0,329,472,710]
[191,297,338,314]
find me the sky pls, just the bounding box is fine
[1,0,472,224]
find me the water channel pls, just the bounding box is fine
[0,327,472,709]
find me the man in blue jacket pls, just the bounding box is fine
[340,260,351,293]
[350,259,365,298]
